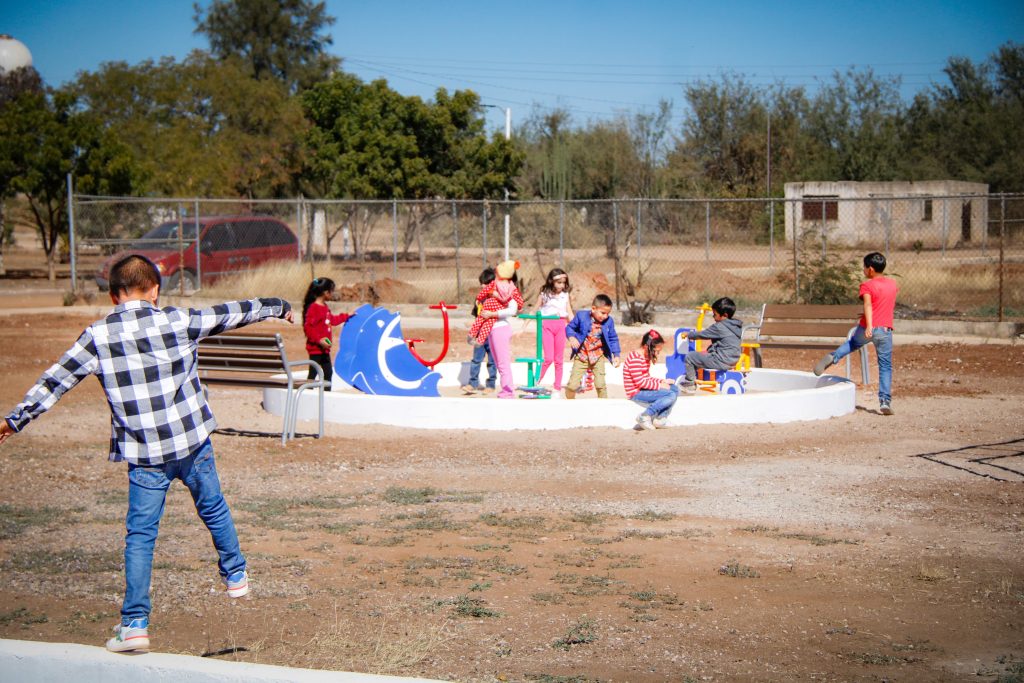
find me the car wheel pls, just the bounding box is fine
[164,270,198,295]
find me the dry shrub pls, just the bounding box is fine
[302,602,451,675]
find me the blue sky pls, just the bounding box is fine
[4,0,1023,132]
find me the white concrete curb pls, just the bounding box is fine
[0,639,444,683]
[265,365,856,431]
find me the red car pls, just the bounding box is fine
[96,215,300,293]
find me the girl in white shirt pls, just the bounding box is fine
[534,268,573,392]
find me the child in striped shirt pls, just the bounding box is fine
[622,329,679,430]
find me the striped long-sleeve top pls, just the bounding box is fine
[622,349,662,399]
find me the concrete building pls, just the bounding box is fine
[784,180,989,248]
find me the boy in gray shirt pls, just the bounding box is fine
[679,297,743,392]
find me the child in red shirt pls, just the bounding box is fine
[302,277,356,387]
[813,252,899,415]
[623,329,679,430]
[468,260,524,346]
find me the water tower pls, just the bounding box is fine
[0,34,33,74]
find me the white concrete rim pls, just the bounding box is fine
[264,365,857,431]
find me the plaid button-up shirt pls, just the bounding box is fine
[4,297,290,466]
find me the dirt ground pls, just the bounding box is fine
[0,303,1022,682]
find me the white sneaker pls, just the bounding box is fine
[225,569,249,598]
[106,618,150,653]
[652,417,668,429]
[634,414,656,431]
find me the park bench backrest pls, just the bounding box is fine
[756,304,863,340]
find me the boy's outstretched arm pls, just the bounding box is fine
[187,298,293,341]
[3,329,100,440]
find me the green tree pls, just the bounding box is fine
[73,53,306,198]
[904,42,1024,192]
[804,68,905,181]
[302,74,521,263]
[0,66,45,276]
[0,81,134,279]
[193,0,339,93]
[675,75,769,196]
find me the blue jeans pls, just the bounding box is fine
[632,383,681,419]
[122,439,245,624]
[831,326,893,404]
[467,339,496,389]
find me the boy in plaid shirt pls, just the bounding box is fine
[0,254,293,653]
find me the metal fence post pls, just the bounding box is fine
[999,194,1005,322]
[177,204,185,296]
[941,198,948,257]
[392,200,398,279]
[194,199,201,290]
[704,200,711,264]
[295,197,302,263]
[793,200,800,302]
[66,173,76,293]
[559,201,565,269]
[613,200,621,310]
[452,200,461,304]
[769,198,775,269]
[481,202,488,268]
[636,200,642,271]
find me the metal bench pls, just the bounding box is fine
[197,332,324,444]
[747,304,870,383]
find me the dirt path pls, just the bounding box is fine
[0,311,1021,682]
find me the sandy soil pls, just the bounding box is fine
[0,309,1022,682]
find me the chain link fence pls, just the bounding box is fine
[70,194,1023,321]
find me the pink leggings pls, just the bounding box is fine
[538,318,567,390]
[488,324,515,398]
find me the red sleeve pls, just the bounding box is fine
[513,287,525,311]
[328,311,351,326]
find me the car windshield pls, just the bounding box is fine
[132,221,196,249]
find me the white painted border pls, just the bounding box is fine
[264,365,856,431]
[0,639,443,683]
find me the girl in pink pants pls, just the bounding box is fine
[534,268,573,391]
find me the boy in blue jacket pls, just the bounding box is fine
[564,294,621,399]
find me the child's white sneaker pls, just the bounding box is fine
[225,569,249,598]
[106,618,149,653]
[634,414,656,431]
[652,416,668,429]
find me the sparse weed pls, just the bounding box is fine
[5,548,122,574]
[915,565,951,582]
[552,618,598,650]
[718,560,760,578]
[531,592,565,604]
[631,509,676,522]
[382,487,439,505]
[0,504,62,540]
[478,512,548,530]
[571,511,608,527]
[450,595,500,618]
[0,607,48,627]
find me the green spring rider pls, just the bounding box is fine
[515,310,562,398]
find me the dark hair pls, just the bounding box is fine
[711,297,736,318]
[863,251,886,273]
[302,277,336,323]
[109,254,161,296]
[641,329,665,363]
[592,293,612,308]
[478,267,496,285]
[541,268,571,295]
